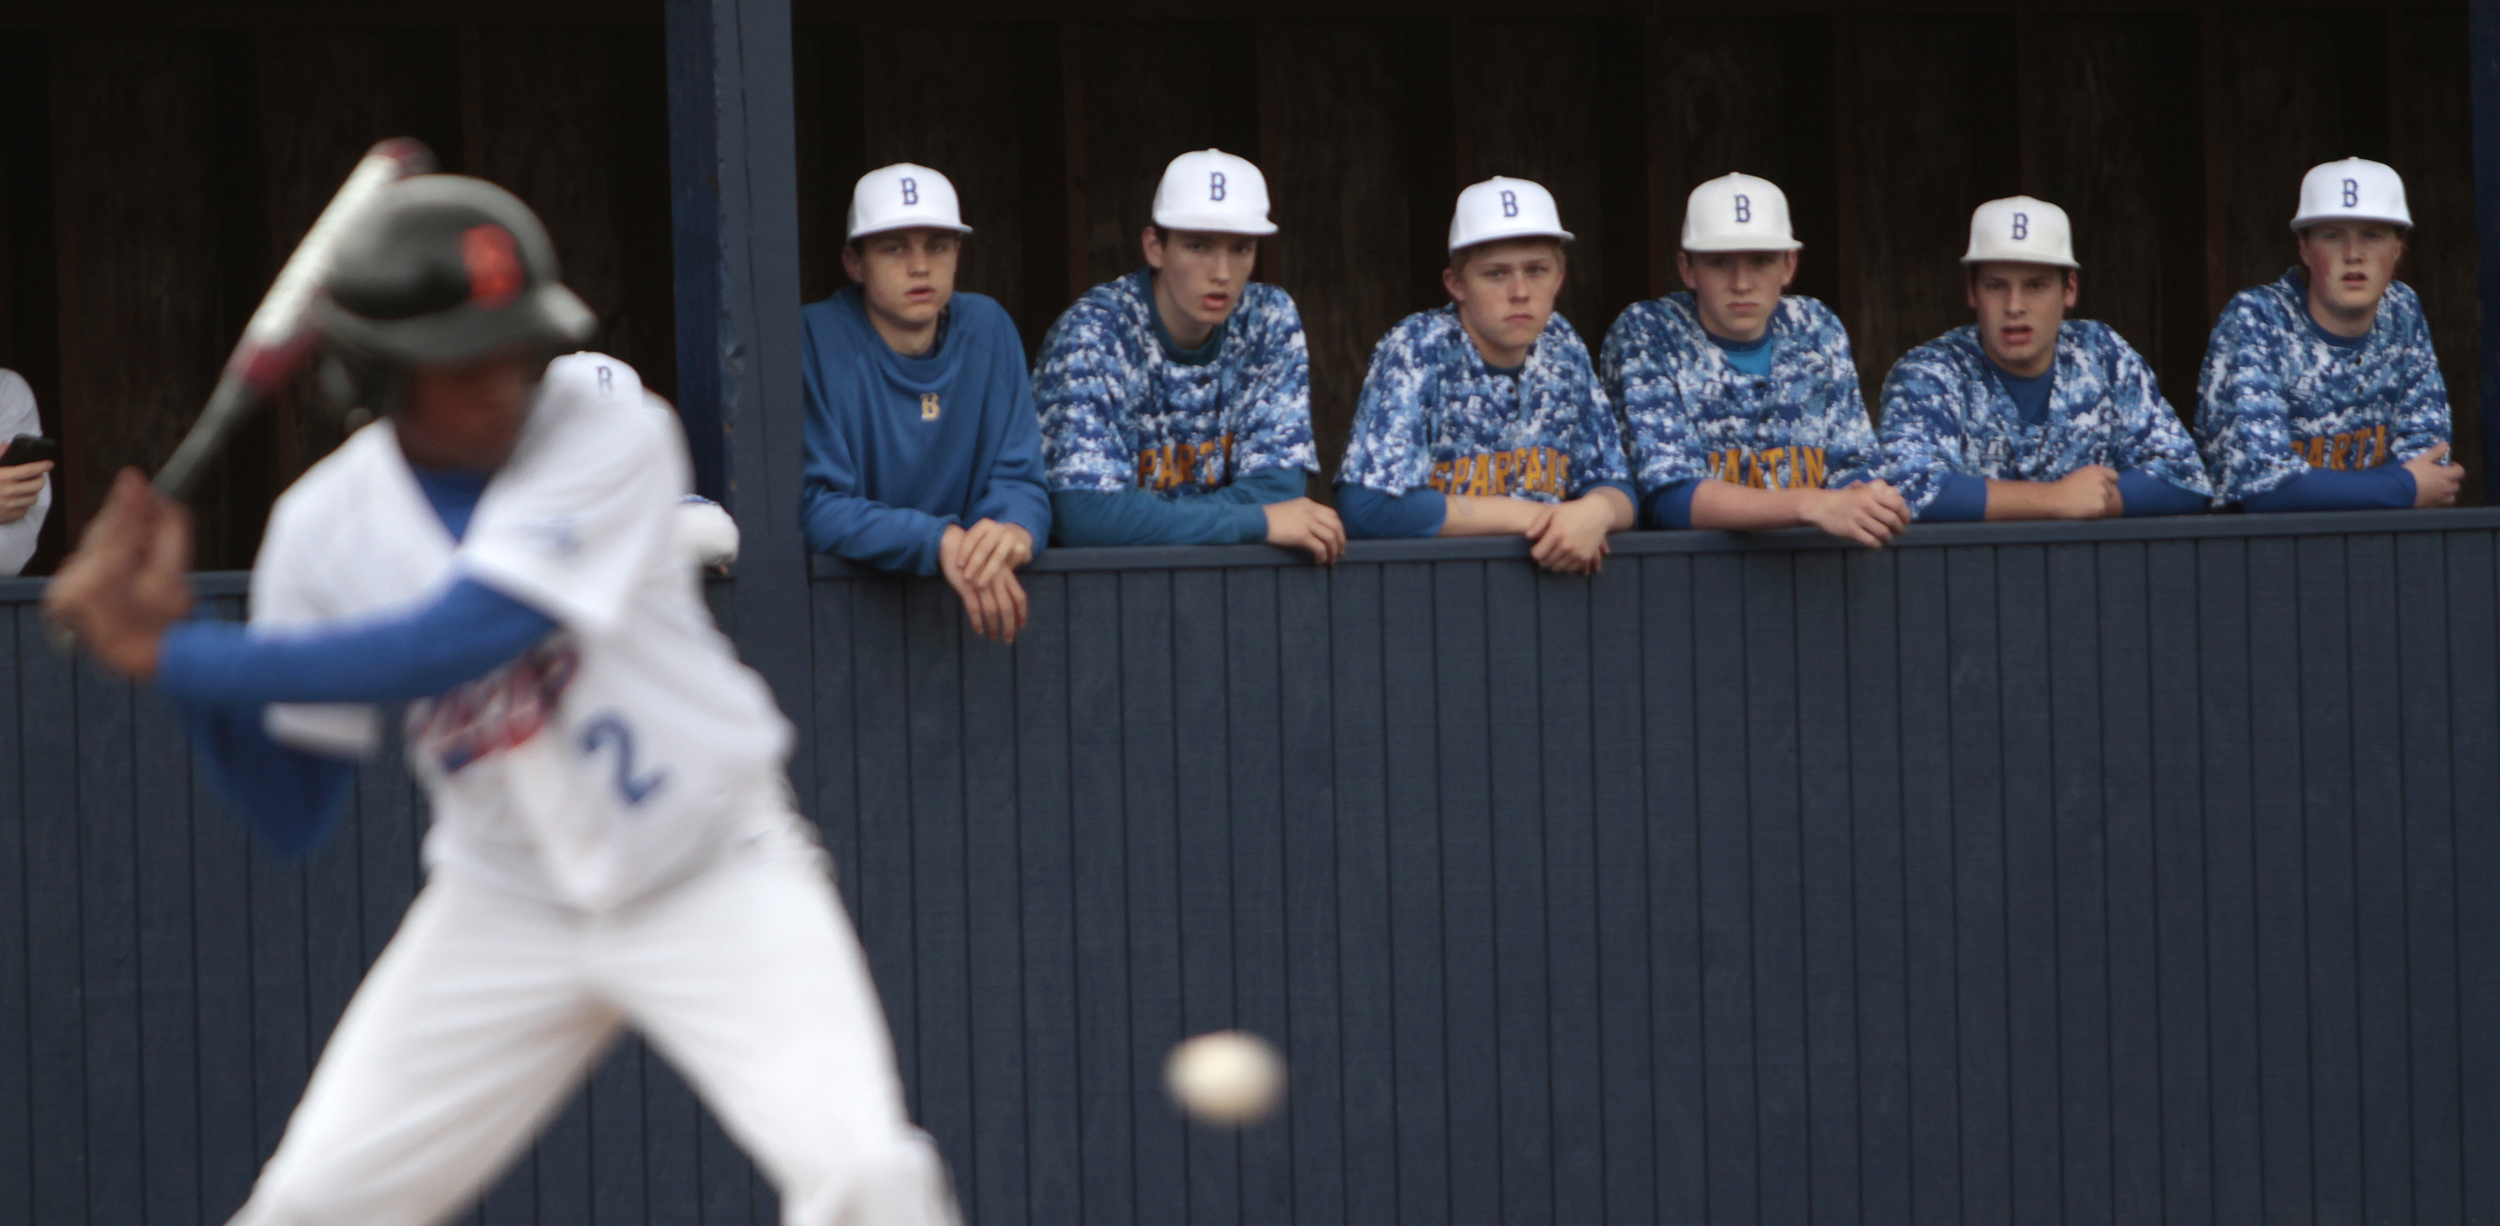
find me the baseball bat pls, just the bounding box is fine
[152,136,436,501]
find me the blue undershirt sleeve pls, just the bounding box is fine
[1049,489,1270,547]
[2115,468,2210,518]
[1203,467,1310,505]
[177,699,356,857]
[2239,464,2418,513]
[156,577,560,708]
[1334,483,1447,538]
[1642,479,1706,530]
[1917,472,1991,523]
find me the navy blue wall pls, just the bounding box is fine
[5,512,2499,1225]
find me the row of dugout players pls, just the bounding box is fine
[803,150,2454,641]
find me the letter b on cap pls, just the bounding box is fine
[900,177,919,206]
[2011,212,2029,240]
[1734,194,1752,224]
[1210,172,1226,202]
[2343,178,2359,207]
[1500,190,1518,218]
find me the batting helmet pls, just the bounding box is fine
[319,175,595,366]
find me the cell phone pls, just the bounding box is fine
[1,434,57,467]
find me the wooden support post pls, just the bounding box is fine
[665,0,815,791]
[2473,0,2500,486]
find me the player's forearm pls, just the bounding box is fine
[1049,488,1268,547]
[801,491,952,575]
[1437,494,1551,537]
[1981,478,2072,521]
[2114,469,2208,517]
[1206,466,1310,506]
[1576,484,1636,531]
[1686,480,1821,531]
[156,578,558,707]
[1334,483,1446,539]
[2239,464,2415,513]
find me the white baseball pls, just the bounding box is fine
[1165,1030,1285,1127]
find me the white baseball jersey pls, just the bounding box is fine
[249,352,793,911]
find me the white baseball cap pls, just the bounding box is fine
[1681,173,1801,252]
[1448,176,1573,253]
[847,163,972,240]
[1961,195,2078,268]
[2292,157,2412,231]
[1152,149,1277,236]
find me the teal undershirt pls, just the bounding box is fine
[1706,328,1775,377]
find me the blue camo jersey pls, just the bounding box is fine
[1878,320,2213,514]
[2195,268,2449,503]
[1031,270,1318,496]
[1336,305,1630,502]
[1601,293,1880,494]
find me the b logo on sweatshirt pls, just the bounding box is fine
[921,393,941,421]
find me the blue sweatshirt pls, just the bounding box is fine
[800,286,1052,574]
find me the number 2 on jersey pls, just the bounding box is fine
[580,713,667,806]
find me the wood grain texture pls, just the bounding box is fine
[1833,16,2019,418]
[2388,6,2482,503]
[858,23,1033,345]
[1259,20,1415,491]
[1645,17,1840,309]
[1067,20,1259,290]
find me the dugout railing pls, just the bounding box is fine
[7,509,2500,1224]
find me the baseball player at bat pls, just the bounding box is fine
[1878,196,2212,521]
[44,176,957,1226]
[1600,174,1907,547]
[1335,177,1632,572]
[1031,149,1342,561]
[801,163,1049,642]
[2196,158,2459,511]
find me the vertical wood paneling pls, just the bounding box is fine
[15,519,2500,1225]
[470,26,677,400]
[2029,15,2205,412]
[0,597,28,1221]
[1377,561,1448,1226]
[2445,533,2500,1222]
[1453,19,1622,353]
[2206,13,2388,315]
[1068,21,1259,290]
[1259,21,1415,491]
[857,23,1034,342]
[1834,17,2018,416]
[2388,7,2484,502]
[1645,17,1840,309]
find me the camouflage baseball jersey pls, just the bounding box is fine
[1600,293,1880,496]
[2195,267,2449,503]
[1337,305,1630,503]
[1031,270,1318,497]
[1879,320,2213,514]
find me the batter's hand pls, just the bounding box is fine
[1529,494,1615,574]
[1803,480,1911,547]
[2405,443,2463,507]
[0,458,50,524]
[1263,497,1345,564]
[45,468,194,678]
[955,518,1033,586]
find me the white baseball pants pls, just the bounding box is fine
[225,816,956,1226]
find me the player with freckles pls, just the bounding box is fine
[801,163,1050,643]
[1879,195,2212,522]
[2196,158,2459,511]
[1031,149,1341,561]
[1602,173,1906,547]
[1334,177,1632,571]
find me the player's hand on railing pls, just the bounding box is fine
[2049,465,2123,520]
[0,458,51,525]
[956,518,1033,587]
[1802,480,1911,547]
[940,522,1028,645]
[1528,494,1616,575]
[44,468,194,678]
[1262,496,1345,564]
[2405,442,2463,508]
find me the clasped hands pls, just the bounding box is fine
[939,518,1032,644]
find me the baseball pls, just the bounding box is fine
[1165,1030,1285,1127]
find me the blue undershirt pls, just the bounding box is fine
[1706,329,1775,377]
[1907,359,2205,521]
[1052,466,1306,547]
[154,463,561,855]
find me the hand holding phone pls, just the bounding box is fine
[1,434,59,468]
